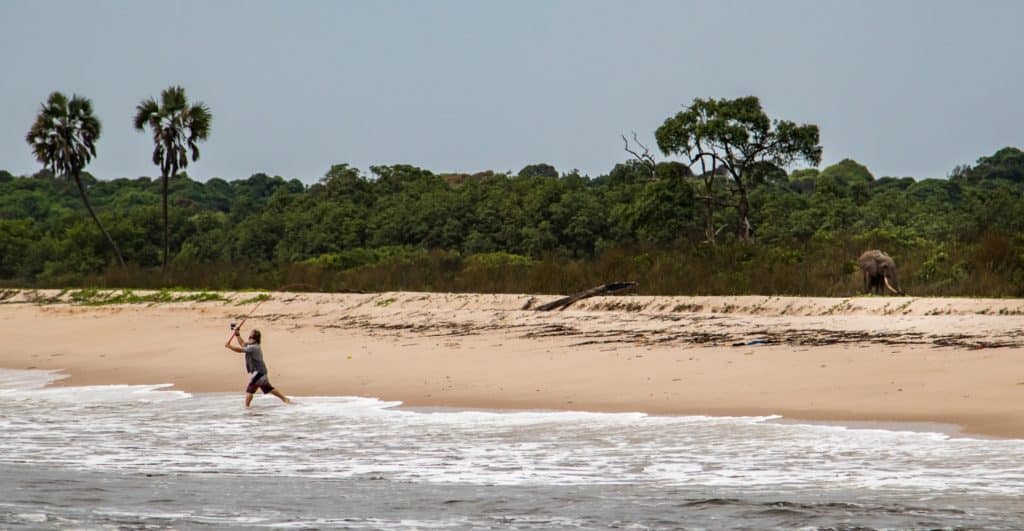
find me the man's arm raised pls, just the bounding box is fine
[225,328,244,353]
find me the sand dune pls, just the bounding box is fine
[2,289,1023,438]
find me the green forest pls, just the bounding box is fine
[4,92,1024,297]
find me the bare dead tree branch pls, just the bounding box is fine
[535,282,638,311]
[621,132,657,179]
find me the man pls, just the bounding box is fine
[224,327,291,407]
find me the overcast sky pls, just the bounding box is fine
[1,1,1022,183]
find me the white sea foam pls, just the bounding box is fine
[7,382,192,404]
[13,513,48,523]
[0,367,66,390]
[2,368,1023,496]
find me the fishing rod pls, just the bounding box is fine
[224,284,315,342]
[226,295,270,342]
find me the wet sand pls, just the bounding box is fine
[2,289,1023,438]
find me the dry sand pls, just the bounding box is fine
[2,289,1023,438]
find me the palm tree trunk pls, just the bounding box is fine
[73,173,125,266]
[162,167,171,270]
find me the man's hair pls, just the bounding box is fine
[251,329,261,344]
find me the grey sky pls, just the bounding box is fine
[1,1,1021,183]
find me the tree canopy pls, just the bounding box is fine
[2,143,1022,296]
[7,92,1023,296]
[656,96,822,243]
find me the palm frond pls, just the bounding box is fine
[68,94,93,118]
[137,86,212,177]
[24,91,101,177]
[152,143,164,167]
[161,86,187,112]
[186,103,212,134]
[46,92,68,111]
[133,98,160,130]
[188,141,201,162]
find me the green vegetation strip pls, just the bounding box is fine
[65,288,230,306]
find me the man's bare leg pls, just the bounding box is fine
[270,389,291,404]
[245,393,254,408]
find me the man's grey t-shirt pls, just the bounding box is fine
[242,344,268,375]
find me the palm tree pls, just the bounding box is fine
[26,92,125,266]
[133,86,212,269]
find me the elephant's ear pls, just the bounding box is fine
[858,257,878,275]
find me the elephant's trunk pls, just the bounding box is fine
[883,275,900,295]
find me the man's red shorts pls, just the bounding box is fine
[246,372,274,394]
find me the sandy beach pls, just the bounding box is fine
[2,289,1023,438]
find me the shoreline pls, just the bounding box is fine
[1,366,985,442]
[3,289,1023,439]
[3,365,978,440]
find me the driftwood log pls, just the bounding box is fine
[531,281,638,311]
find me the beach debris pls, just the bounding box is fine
[328,300,1022,351]
[535,281,638,311]
[732,338,771,347]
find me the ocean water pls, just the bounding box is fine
[1,368,1022,530]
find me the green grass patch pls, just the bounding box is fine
[67,288,230,306]
[236,293,271,306]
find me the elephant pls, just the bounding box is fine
[857,250,904,295]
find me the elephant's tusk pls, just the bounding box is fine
[880,274,897,294]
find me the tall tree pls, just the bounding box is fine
[656,96,822,243]
[134,86,211,268]
[26,92,125,265]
